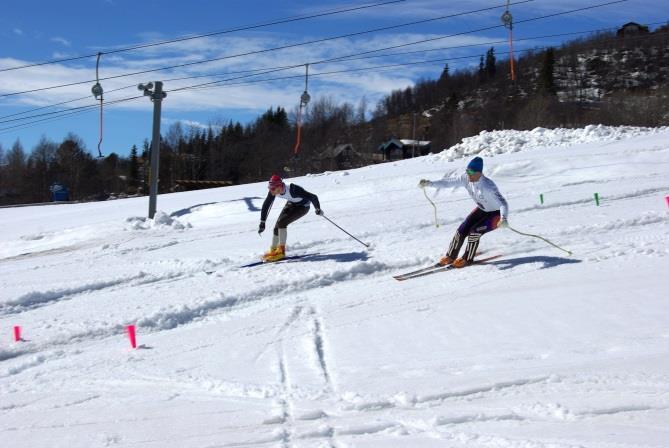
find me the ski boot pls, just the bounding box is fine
[438,255,454,266]
[452,257,471,268]
[264,245,286,262]
[262,246,279,261]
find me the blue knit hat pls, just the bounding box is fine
[467,156,483,173]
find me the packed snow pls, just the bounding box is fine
[1,126,668,447]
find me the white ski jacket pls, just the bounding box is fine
[430,173,509,218]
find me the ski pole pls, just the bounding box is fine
[421,186,439,228]
[507,224,573,256]
[320,213,370,248]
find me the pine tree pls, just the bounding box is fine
[538,47,557,95]
[439,63,449,82]
[128,144,139,189]
[478,55,486,82]
[485,47,497,79]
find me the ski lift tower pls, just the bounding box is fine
[138,81,167,219]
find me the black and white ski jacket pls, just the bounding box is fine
[260,183,321,221]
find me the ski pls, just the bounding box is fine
[393,251,487,280]
[393,263,443,280]
[394,254,502,281]
[240,253,317,268]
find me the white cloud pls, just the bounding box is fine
[13,28,23,36]
[162,118,222,131]
[52,52,74,59]
[51,36,71,47]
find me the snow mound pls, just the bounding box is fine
[124,211,191,231]
[439,125,668,160]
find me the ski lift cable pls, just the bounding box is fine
[167,0,631,94]
[0,87,138,124]
[5,19,662,124]
[0,20,648,136]
[177,27,650,95]
[1,0,630,99]
[4,24,665,129]
[5,15,663,130]
[0,20,661,135]
[12,14,666,128]
[0,95,144,134]
[0,84,138,121]
[0,0,407,73]
[0,0,537,99]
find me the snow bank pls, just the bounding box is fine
[124,211,191,230]
[439,125,669,160]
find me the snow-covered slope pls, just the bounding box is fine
[1,126,668,448]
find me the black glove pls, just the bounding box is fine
[258,221,265,234]
[315,208,323,216]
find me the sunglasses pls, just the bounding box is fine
[466,169,478,175]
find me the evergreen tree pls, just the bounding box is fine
[439,63,450,82]
[141,139,150,159]
[538,47,557,95]
[128,144,139,189]
[485,47,497,79]
[478,55,486,82]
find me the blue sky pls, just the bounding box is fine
[0,0,665,157]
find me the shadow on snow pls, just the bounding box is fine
[170,197,263,217]
[293,251,369,263]
[488,255,582,270]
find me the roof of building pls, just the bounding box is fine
[317,143,359,159]
[378,138,431,152]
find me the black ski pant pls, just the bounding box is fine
[446,207,501,261]
[273,203,310,235]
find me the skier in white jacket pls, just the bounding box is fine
[418,156,508,268]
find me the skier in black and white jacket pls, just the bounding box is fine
[258,174,322,262]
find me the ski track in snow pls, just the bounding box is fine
[257,305,339,447]
[2,199,664,376]
[1,126,668,447]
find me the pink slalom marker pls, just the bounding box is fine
[126,325,137,349]
[13,326,21,342]
[665,195,669,208]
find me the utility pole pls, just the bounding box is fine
[138,82,166,219]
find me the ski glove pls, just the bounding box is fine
[497,218,509,229]
[315,208,323,216]
[418,179,432,188]
[258,221,266,234]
